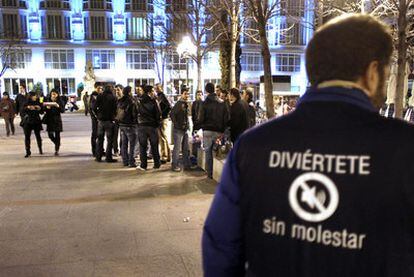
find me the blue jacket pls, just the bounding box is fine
[202,86,414,276]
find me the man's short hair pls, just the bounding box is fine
[181,87,189,94]
[123,86,132,96]
[230,88,240,100]
[115,84,124,89]
[144,85,153,94]
[306,14,393,86]
[205,83,215,94]
[104,85,112,94]
[50,88,59,95]
[94,82,102,89]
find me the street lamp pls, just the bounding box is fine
[177,36,196,95]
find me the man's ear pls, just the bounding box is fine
[364,61,380,96]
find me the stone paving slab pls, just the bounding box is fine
[0,113,216,276]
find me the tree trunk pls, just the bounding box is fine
[395,1,408,119]
[197,55,202,92]
[229,34,237,89]
[260,33,275,119]
[229,3,238,89]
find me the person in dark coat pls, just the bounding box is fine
[191,90,203,132]
[22,91,43,158]
[93,85,118,163]
[15,85,28,117]
[43,89,65,156]
[137,85,162,170]
[0,92,16,136]
[229,88,249,143]
[117,86,138,167]
[242,88,256,128]
[89,83,103,157]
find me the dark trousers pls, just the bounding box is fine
[97,120,115,160]
[113,123,119,154]
[172,129,190,169]
[84,103,89,116]
[4,117,15,135]
[48,131,61,151]
[91,117,98,156]
[120,126,137,166]
[138,126,160,169]
[24,126,42,153]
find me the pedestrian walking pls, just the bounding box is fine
[83,91,89,116]
[43,89,65,156]
[22,91,43,158]
[156,83,171,164]
[0,92,16,136]
[15,85,28,117]
[94,85,117,163]
[198,83,229,179]
[229,88,249,143]
[117,86,138,167]
[202,14,408,277]
[89,83,103,157]
[136,85,161,171]
[170,88,191,172]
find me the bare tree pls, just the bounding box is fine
[203,0,246,89]
[153,0,221,92]
[0,34,24,86]
[243,0,280,118]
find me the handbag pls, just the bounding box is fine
[20,114,29,127]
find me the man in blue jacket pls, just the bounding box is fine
[203,14,414,276]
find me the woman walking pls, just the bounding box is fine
[43,89,65,156]
[22,91,43,158]
[0,92,16,136]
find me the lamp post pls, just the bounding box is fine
[177,36,196,96]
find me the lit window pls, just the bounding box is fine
[86,50,115,69]
[126,16,152,40]
[275,53,301,72]
[280,0,305,17]
[40,0,70,9]
[44,49,75,69]
[46,78,76,95]
[1,13,19,38]
[83,0,112,10]
[126,50,154,70]
[4,78,34,98]
[241,53,263,72]
[5,49,32,69]
[127,78,155,90]
[166,52,188,71]
[125,0,153,12]
[278,22,305,45]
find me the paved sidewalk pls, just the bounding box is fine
[0,113,216,276]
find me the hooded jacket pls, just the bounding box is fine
[137,93,161,128]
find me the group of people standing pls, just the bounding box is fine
[87,81,256,177]
[0,85,65,157]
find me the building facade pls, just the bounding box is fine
[0,0,313,101]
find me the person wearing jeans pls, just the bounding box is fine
[170,89,191,172]
[156,83,171,163]
[198,83,230,178]
[137,126,160,170]
[117,86,138,167]
[94,85,117,163]
[136,85,162,170]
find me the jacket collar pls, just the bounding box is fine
[298,81,376,112]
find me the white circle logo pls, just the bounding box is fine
[289,172,339,222]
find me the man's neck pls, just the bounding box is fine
[317,80,370,97]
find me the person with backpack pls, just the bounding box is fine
[117,86,138,167]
